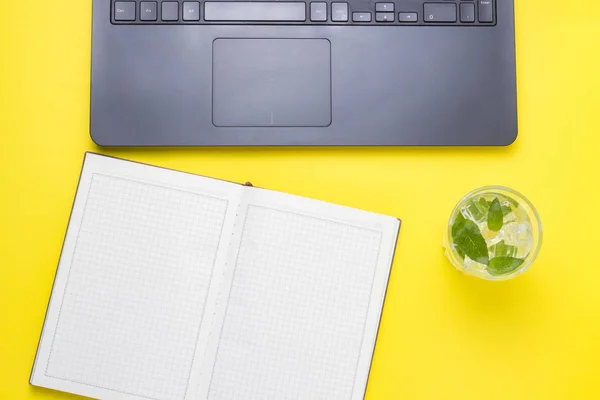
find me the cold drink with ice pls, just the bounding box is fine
[443,186,542,280]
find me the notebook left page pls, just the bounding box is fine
[30,153,243,400]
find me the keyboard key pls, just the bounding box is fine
[114,1,135,21]
[460,3,474,22]
[375,3,394,12]
[310,2,327,21]
[183,1,200,20]
[140,2,157,21]
[352,12,371,22]
[423,3,456,23]
[398,12,417,22]
[331,3,348,22]
[161,1,179,21]
[375,12,394,22]
[478,0,493,22]
[204,2,306,21]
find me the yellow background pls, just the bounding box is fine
[1,1,600,398]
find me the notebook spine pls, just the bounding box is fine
[197,194,244,391]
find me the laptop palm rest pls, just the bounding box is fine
[212,38,332,127]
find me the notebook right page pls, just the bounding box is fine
[198,187,400,400]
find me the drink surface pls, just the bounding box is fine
[446,192,534,278]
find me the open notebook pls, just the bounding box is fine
[30,153,401,400]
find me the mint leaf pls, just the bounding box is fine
[452,217,489,265]
[451,215,467,260]
[487,198,503,232]
[452,213,466,237]
[507,196,520,209]
[455,246,465,259]
[487,257,524,276]
[479,198,490,211]
[502,205,512,216]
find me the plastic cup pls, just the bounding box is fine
[443,186,542,281]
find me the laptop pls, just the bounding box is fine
[90,0,517,146]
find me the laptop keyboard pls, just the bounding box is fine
[111,0,495,26]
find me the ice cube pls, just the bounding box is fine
[500,199,512,208]
[503,222,533,258]
[463,255,487,273]
[461,198,489,225]
[515,244,531,259]
[489,240,517,258]
[481,225,504,246]
[503,222,532,244]
[503,211,517,225]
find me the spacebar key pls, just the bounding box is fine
[204,2,306,21]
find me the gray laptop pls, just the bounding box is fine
[90,0,516,146]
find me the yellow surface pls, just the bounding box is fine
[1,1,600,398]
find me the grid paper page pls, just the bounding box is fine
[45,174,228,400]
[208,205,383,400]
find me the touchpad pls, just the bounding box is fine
[212,38,331,127]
